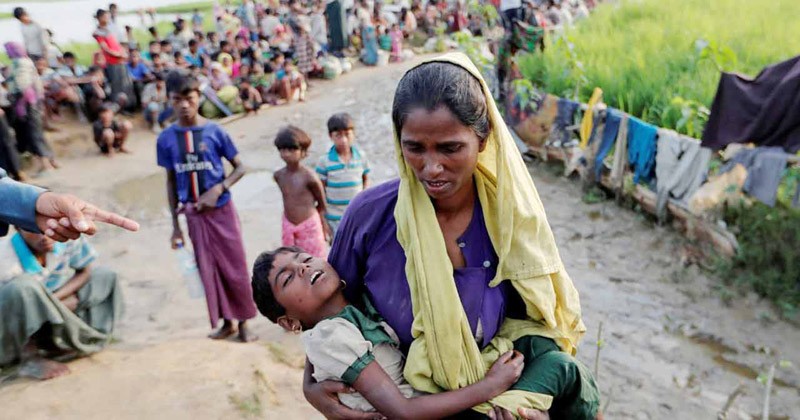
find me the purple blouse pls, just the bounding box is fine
[328,180,523,352]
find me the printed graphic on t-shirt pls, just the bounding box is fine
[175,129,213,202]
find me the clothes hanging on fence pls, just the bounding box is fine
[579,88,603,149]
[627,116,658,184]
[701,55,800,153]
[654,129,712,219]
[689,164,748,215]
[554,98,580,145]
[609,114,629,193]
[719,147,787,207]
[594,109,621,180]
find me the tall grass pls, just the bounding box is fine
[518,0,800,135]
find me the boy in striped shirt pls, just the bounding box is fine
[316,113,370,235]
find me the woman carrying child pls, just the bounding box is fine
[301,54,602,419]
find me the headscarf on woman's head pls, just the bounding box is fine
[4,42,27,59]
[217,53,234,75]
[393,52,585,414]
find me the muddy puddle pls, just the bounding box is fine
[680,332,799,390]
[113,173,169,221]
[113,169,281,222]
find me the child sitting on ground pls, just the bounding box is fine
[250,246,524,417]
[238,78,262,115]
[273,126,330,258]
[315,113,369,235]
[92,102,132,157]
[378,25,392,51]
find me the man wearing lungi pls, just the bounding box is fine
[0,229,122,380]
[157,74,257,342]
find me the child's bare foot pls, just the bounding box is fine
[237,321,258,343]
[118,147,131,154]
[18,357,70,380]
[208,321,236,340]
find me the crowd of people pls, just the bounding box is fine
[0,0,520,181]
[0,1,605,418]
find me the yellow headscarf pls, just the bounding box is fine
[394,53,586,415]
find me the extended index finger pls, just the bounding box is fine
[86,206,140,232]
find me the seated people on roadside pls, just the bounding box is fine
[82,65,114,121]
[205,32,221,57]
[267,53,306,102]
[141,73,171,133]
[127,49,154,108]
[251,63,279,104]
[238,78,262,115]
[57,52,88,80]
[184,39,206,68]
[92,102,132,156]
[173,51,190,69]
[159,40,176,66]
[150,53,168,74]
[143,40,161,63]
[35,56,85,123]
[0,228,123,380]
[210,62,232,91]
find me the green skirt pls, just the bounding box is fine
[452,336,600,420]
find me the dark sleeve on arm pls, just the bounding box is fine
[216,125,239,161]
[156,131,172,168]
[327,198,368,302]
[0,169,45,235]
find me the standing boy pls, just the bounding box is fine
[274,126,330,258]
[315,113,369,235]
[156,74,257,342]
[13,7,49,62]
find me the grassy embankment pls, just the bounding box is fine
[518,0,800,317]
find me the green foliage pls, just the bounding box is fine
[695,38,738,72]
[670,96,709,139]
[517,0,800,136]
[721,202,800,318]
[467,0,499,27]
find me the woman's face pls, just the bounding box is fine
[400,106,486,202]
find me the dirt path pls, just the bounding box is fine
[1,55,798,419]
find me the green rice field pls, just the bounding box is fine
[518,0,800,136]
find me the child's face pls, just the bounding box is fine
[99,109,113,124]
[330,128,355,150]
[278,146,305,165]
[268,250,342,326]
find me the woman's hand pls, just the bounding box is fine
[303,379,383,420]
[483,350,524,397]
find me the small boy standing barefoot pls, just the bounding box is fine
[274,126,330,258]
[157,74,257,342]
[315,113,369,235]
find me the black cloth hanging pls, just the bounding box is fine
[701,55,800,153]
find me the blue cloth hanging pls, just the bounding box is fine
[627,116,658,184]
[594,109,622,180]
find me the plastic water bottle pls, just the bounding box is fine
[176,244,204,299]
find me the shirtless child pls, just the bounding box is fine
[273,126,331,258]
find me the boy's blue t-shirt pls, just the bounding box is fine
[127,62,151,81]
[156,122,237,207]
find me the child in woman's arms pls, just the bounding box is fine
[251,246,524,419]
